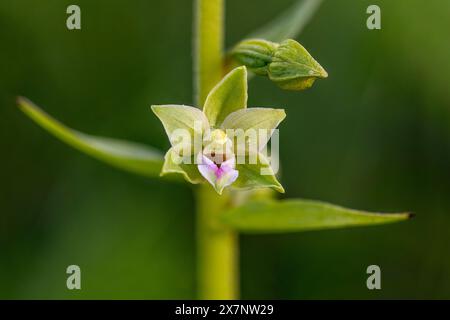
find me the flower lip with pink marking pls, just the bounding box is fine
[197,153,239,194]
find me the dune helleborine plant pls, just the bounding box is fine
[17,0,412,299]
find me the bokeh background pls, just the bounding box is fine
[1,0,450,299]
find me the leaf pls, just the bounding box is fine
[247,0,324,43]
[203,66,248,127]
[151,104,210,143]
[234,153,284,193]
[17,97,164,178]
[161,148,204,184]
[220,199,412,233]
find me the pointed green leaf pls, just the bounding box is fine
[151,104,209,144]
[248,0,324,43]
[17,97,164,178]
[220,199,412,233]
[234,153,284,193]
[161,148,204,184]
[203,66,248,127]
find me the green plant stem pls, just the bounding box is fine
[194,0,224,106]
[194,0,239,299]
[196,185,238,299]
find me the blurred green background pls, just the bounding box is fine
[1,0,450,299]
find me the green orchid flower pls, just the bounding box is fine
[151,66,285,195]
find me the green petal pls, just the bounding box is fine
[161,148,204,184]
[220,199,412,234]
[203,66,248,127]
[234,153,284,193]
[151,104,209,144]
[17,97,164,178]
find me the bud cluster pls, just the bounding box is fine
[231,38,328,90]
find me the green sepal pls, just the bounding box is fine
[161,148,204,184]
[151,104,209,144]
[221,107,285,132]
[203,66,248,127]
[234,153,284,193]
[221,107,286,152]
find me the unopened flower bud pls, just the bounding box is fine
[231,38,327,91]
[268,39,328,90]
[231,39,278,76]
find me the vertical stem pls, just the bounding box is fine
[194,0,239,299]
[194,0,224,106]
[196,186,238,299]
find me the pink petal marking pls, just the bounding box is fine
[197,153,239,193]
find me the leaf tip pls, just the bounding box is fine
[16,96,31,110]
[392,212,414,220]
[16,95,24,105]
